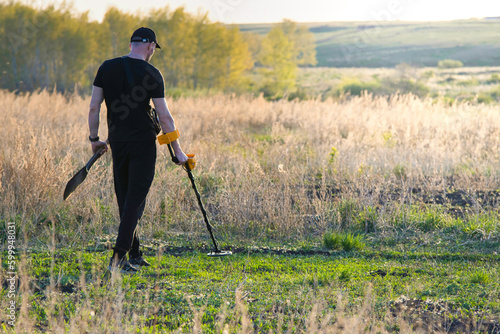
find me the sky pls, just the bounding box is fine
[38,0,500,23]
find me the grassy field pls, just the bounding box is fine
[3,248,500,333]
[239,20,500,68]
[293,65,500,103]
[1,89,500,332]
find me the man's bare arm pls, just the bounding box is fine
[152,97,188,164]
[88,85,108,154]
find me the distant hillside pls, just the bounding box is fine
[239,20,500,68]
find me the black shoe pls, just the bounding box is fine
[108,257,140,274]
[128,255,151,267]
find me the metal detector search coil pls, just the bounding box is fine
[207,251,232,257]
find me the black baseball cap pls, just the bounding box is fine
[130,27,161,49]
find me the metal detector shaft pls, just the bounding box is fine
[167,144,221,253]
[185,167,221,253]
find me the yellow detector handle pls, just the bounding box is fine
[157,129,180,145]
[186,154,196,170]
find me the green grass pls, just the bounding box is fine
[4,242,500,332]
[323,232,365,251]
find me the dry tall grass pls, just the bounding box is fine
[1,89,500,246]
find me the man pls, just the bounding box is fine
[88,27,188,273]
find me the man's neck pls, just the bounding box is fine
[126,52,145,60]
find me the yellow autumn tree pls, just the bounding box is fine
[102,8,138,57]
[280,19,317,67]
[224,26,254,90]
[147,7,197,88]
[0,2,254,93]
[192,18,252,91]
[259,20,317,98]
[259,26,297,97]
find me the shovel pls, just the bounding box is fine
[63,144,107,200]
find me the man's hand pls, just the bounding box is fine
[88,85,105,156]
[172,142,188,166]
[174,150,188,166]
[91,140,108,156]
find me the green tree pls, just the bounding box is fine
[241,32,262,64]
[279,19,317,67]
[192,20,252,91]
[0,2,39,90]
[259,20,317,98]
[147,7,196,88]
[192,15,223,90]
[102,8,137,57]
[259,26,297,96]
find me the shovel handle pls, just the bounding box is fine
[86,139,109,171]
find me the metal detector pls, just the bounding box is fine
[165,143,232,257]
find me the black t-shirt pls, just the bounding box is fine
[93,57,165,142]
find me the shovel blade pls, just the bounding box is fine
[63,167,88,200]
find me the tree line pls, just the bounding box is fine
[0,2,316,95]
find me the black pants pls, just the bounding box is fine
[110,140,156,259]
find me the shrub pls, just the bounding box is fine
[477,92,494,104]
[341,233,365,251]
[487,73,500,84]
[422,70,435,78]
[433,96,455,106]
[456,78,479,86]
[287,87,310,101]
[474,86,500,104]
[332,77,430,98]
[337,77,380,96]
[323,232,365,251]
[487,86,500,101]
[437,59,463,69]
[323,232,342,250]
[259,83,283,100]
[379,78,430,98]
